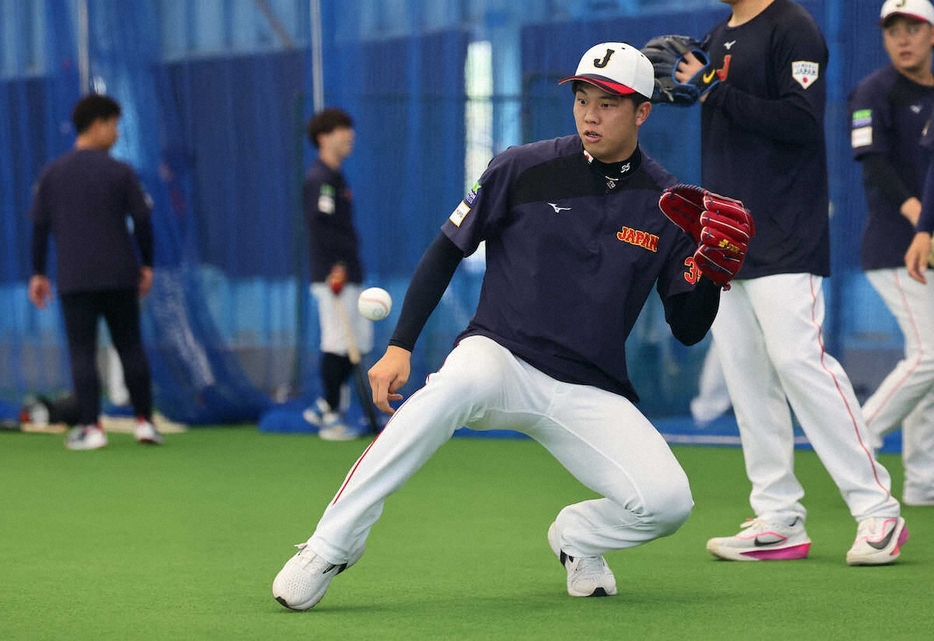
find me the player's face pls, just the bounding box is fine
[90,116,120,150]
[572,84,650,163]
[322,126,355,161]
[883,17,934,75]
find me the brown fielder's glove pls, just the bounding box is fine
[641,35,719,106]
[658,183,755,289]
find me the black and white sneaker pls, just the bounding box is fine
[547,522,617,597]
[272,543,348,611]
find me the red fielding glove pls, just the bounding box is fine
[659,184,755,289]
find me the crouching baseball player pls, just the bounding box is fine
[272,42,754,609]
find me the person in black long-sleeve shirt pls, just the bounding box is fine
[272,42,732,609]
[674,0,904,565]
[300,108,373,441]
[28,93,162,450]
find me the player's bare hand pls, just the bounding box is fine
[28,275,52,309]
[139,266,154,297]
[674,51,704,84]
[674,51,712,104]
[368,345,411,414]
[900,197,922,226]
[905,232,932,284]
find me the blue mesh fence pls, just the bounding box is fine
[0,0,905,424]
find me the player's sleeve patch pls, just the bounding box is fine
[318,184,336,215]
[464,181,481,206]
[852,109,872,128]
[791,60,819,89]
[449,200,471,227]
[851,126,873,149]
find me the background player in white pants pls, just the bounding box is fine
[673,0,908,564]
[690,339,732,427]
[301,109,374,441]
[850,0,934,508]
[271,42,752,609]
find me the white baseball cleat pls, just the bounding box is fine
[547,522,617,597]
[706,517,811,561]
[846,516,909,566]
[64,425,108,450]
[134,419,164,445]
[272,543,348,611]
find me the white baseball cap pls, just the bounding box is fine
[559,42,655,99]
[880,0,934,26]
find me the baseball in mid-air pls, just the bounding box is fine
[358,287,392,321]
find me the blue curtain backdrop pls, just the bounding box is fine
[0,0,901,424]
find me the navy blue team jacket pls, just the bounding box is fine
[850,65,934,270]
[441,135,697,402]
[303,158,364,284]
[30,148,153,294]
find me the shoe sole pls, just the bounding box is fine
[706,540,811,561]
[846,519,909,566]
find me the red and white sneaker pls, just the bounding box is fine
[846,516,908,566]
[134,419,164,445]
[64,425,108,451]
[707,517,811,561]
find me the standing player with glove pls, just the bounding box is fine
[272,42,752,610]
[302,108,374,441]
[650,0,907,565]
[850,0,934,508]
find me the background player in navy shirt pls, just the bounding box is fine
[850,0,934,508]
[28,93,161,450]
[300,108,373,441]
[673,0,906,564]
[272,42,748,610]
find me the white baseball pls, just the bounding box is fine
[357,287,392,321]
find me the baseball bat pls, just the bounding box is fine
[334,292,382,435]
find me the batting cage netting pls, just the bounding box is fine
[0,0,901,431]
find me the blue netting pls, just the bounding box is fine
[0,0,904,425]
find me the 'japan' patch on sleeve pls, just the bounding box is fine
[851,126,872,149]
[449,200,471,227]
[791,60,819,89]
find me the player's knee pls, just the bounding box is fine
[646,484,694,536]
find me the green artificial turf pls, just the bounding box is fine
[1,426,930,640]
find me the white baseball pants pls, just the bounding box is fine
[307,335,694,565]
[863,268,934,505]
[311,283,374,356]
[710,274,900,523]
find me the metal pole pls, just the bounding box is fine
[310,0,324,112]
[77,0,89,94]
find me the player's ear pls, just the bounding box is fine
[635,99,652,125]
